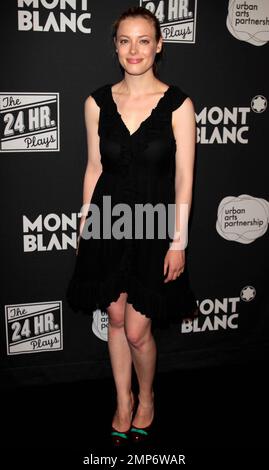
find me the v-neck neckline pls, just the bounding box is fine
[109,83,172,138]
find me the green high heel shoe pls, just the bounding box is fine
[111,427,130,446]
[130,394,154,443]
[111,392,136,447]
[130,417,154,443]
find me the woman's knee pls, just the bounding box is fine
[124,304,152,347]
[107,292,127,328]
[126,325,151,348]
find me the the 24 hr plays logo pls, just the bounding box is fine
[0,92,60,152]
[5,301,63,355]
[140,0,197,43]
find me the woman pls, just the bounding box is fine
[67,6,198,446]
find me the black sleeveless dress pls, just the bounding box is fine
[66,83,198,329]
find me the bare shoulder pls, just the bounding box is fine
[172,97,196,131]
[174,96,195,115]
[84,94,99,110]
[84,95,100,126]
[172,96,196,136]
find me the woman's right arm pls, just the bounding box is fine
[77,95,103,253]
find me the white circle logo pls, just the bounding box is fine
[251,95,267,113]
[240,286,256,302]
[92,309,108,341]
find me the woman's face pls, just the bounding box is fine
[114,17,162,76]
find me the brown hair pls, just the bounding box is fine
[112,6,163,77]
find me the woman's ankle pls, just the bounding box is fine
[138,390,154,406]
[116,390,133,406]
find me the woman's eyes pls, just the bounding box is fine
[119,39,150,44]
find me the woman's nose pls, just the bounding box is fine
[130,42,137,54]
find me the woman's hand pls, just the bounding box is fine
[163,248,185,283]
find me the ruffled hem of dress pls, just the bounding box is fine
[66,267,199,330]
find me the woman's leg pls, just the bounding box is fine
[125,303,156,428]
[107,292,134,431]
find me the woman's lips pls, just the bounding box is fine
[127,59,143,64]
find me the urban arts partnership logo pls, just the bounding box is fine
[0,93,60,152]
[196,95,267,144]
[226,0,269,46]
[92,310,108,341]
[181,287,257,333]
[140,0,197,43]
[17,0,91,33]
[216,194,269,244]
[5,301,63,355]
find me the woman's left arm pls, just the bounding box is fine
[163,97,196,283]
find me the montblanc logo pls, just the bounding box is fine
[181,286,257,334]
[181,296,241,333]
[181,285,256,333]
[22,212,79,252]
[92,287,257,338]
[17,0,92,34]
[240,285,256,302]
[251,95,267,113]
[140,0,197,43]
[196,95,267,144]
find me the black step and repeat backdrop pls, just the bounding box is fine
[1,1,268,387]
